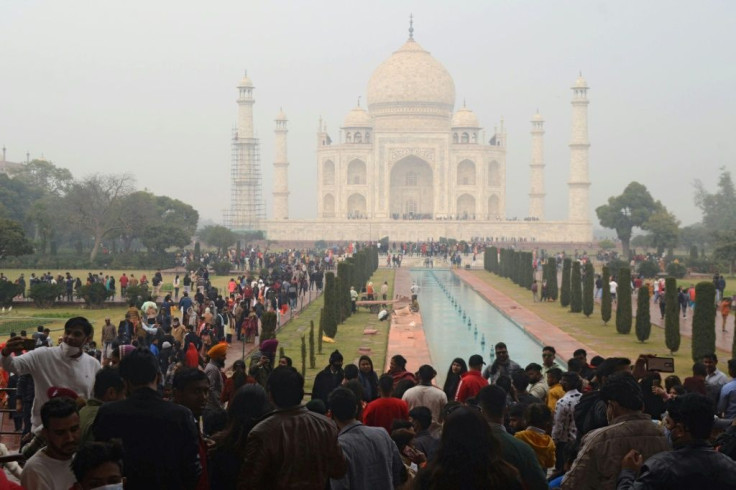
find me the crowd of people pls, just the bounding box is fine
[3,303,736,490]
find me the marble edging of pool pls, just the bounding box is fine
[452,269,600,365]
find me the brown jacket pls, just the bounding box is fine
[240,405,347,489]
[560,412,668,490]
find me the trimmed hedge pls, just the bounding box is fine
[616,268,632,334]
[570,261,582,313]
[635,284,651,342]
[583,262,594,317]
[664,277,680,354]
[692,281,716,362]
[601,266,612,325]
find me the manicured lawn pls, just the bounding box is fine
[276,269,395,394]
[470,270,721,381]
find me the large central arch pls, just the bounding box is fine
[389,156,434,219]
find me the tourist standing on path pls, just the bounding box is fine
[312,350,345,406]
[456,355,488,403]
[442,358,467,402]
[402,364,447,430]
[363,374,410,433]
[552,372,583,474]
[484,342,522,383]
[721,297,732,332]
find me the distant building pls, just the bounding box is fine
[0,147,23,176]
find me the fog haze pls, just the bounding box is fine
[2,1,734,231]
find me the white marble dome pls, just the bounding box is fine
[366,39,455,115]
[452,106,479,128]
[342,106,372,127]
[238,74,254,88]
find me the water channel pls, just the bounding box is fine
[411,268,547,387]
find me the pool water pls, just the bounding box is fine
[411,269,545,387]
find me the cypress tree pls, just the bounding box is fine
[616,268,632,334]
[635,284,651,342]
[583,262,594,317]
[570,261,583,313]
[664,277,680,354]
[261,311,277,340]
[692,281,716,362]
[300,334,306,377]
[601,266,612,325]
[546,259,559,301]
[309,320,316,369]
[324,273,338,338]
[318,308,324,354]
[560,259,572,308]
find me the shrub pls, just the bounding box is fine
[261,311,277,341]
[638,260,660,279]
[124,285,152,309]
[28,283,64,308]
[583,262,594,317]
[314,240,328,250]
[601,266,612,325]
[570,261,582,313]
[666,262,687,279]
[635,284,651,342]
[77,283,109,308]
[0,281,23,307]
[607,259,628,278]
[186,261,204,273]
[212,262,232,276]
[599,239,616,250]
[692,281,716,362]
[616,268,632,334]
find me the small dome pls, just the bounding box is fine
[452,107,479,128]
[275,108,287,121]
[573,75,588,88]
[342,106,372,128]
[532,112,544,122]
[238,74,254,88]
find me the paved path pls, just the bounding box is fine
[384,268,432,372]
[454,269,600,363]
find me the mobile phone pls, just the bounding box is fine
[646,356,674,373]
[22,338,36,351]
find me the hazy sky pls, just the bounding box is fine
[2,1,734,231]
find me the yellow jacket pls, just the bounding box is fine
[514,428,556,469]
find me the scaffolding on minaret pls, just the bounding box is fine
[225,127,265,230]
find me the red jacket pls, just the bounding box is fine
[455,370,487,402]
[363,397,409,433]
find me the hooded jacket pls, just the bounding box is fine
[514,427,556,469]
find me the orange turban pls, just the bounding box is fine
[207,342,228,359]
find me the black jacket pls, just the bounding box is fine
[617,442,736,489]
[93,387,201,490]
[312,366,344,405]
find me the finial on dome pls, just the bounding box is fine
[463,98,466,108]
[409,13,414,40]
[357,96,361,107]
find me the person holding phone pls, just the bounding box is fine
[1,317,101,435]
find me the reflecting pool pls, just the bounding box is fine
[411,268,545,387]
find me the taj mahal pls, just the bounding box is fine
[227,24,593,243]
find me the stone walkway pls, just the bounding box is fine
[454,269,600,363]
[384,268,432,372]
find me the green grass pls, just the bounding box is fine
[275,269,395,393]
[470,270,717,381]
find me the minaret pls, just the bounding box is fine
[529,111,545,220]
[228,71,264,229]
[568,74,591,222]
[272,108,289,220]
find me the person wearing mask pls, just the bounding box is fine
[618,393,736,488]
[70,441,125,490]
[1,317,100,434]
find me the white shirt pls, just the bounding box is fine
[21,449,76,490]
[707,369,729,387]
[609,281,618,295]
[402,384,448,424]
[1,345,100,431]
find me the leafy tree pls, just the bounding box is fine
[0,174,36,224]
[635,284,651,342]
[601,266,612,325]
[570,261,582,313]
[664,277,680,354]
[615,268,633,334]
[62,173,134,262]
[694,168,736,234]
[198,225,238,256]
[583,262,594,317]
[598,239,616,250]
[692,282,716,362]
[645,208,680,256]
[679,223,710,257]
[560,259,572,308]
[141,224,191,255]
[13,159,73,196]
[713,233,736,275]
[596,182,658,258]
[0,218,34,260]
